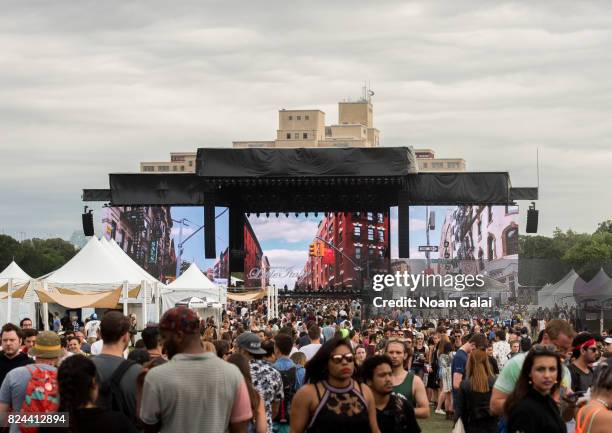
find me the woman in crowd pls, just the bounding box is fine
[455,348,498,433]
[290,337,380,433]
[39,355,138,433]
[504,345,565,433]
[355,345,367,367]
[227,353,267,433]
[574,364,612,433]
[411,333,428,379]
[435,330,454,416]
[426,333,440,404]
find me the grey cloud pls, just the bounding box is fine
[1,0,611,239]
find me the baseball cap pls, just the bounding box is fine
[236,332,266,355]
[604,337,612,345]
[159,307,200,334]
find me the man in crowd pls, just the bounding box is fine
[492,330,510,369]
[272,332,304,433]
[140,306,252,433]
[569,332,598,393]
[18,318,32,330]
[490,319,575,416]
[20,328,37,356]
[362,355,421,433]
[84,313,101,343]
[141,325,164,360]
[384,339,430,419]
[237,331,283,433]
[0,323,33,385]
[91,311,142,426]
[452,334,487,412]
[0,331,61,433]
[299,325,322,361]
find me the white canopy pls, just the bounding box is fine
[44,237,146,287]
[537,283,554,306]
[0,261,31,283]
[162,263,224,307]
[167,263,217,290]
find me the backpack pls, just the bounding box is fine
[273,366,297,424]
[19,366,60,433]
[96,359,136,422]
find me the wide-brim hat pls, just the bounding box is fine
[29,331,63,359]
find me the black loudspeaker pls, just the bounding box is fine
[82,212,94,236]
[398,190,410,258]
[526,208,539,233]
[204,194,216,259]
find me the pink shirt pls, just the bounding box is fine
[231,380,254,423]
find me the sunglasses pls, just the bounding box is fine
[585,347,600,353]
[330,354,355,364]
[531,344,558,355]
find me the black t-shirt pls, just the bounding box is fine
[568,363,594,393]
[376,392,421,433]
[39,407,139,433]
[0,351,34,386]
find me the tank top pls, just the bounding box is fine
[575,405,603,433]
[393,371,415,405]
[306,380,372,433]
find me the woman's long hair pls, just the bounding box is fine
[438,333,451,355]
[466,349,493,393]
[305,337,353,384]
[57,354,97,433]
[504,345,562,416]
[227,353,260,414]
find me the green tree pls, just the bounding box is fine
[0,236,78,278]
[595,220,612,235]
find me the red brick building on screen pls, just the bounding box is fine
[297,212,389,290]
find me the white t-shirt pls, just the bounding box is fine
[90,340,129,358]
[84,320,101,339]
[299,343,322,361]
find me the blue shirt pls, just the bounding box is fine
[451,349,468,385]
[272,357,305,391]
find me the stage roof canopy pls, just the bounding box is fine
[85,147,535,210]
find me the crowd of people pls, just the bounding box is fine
[0,297,609,433]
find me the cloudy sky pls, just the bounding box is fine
[1,1,611,241]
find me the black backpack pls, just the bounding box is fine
[97,359,137,422]
[273,367,297,424]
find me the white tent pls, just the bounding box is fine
[0,261,35,325]
[44,237,146,287]
[0,261,30,283]
[166,263,222,301]
[162,263,225,319]
[38,237,159,329]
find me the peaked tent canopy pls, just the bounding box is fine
[575,268,612,303]
[546,269,583,306]
[0,261,31,284]
[167,263,217,291]
[44,237,147,288]
[163,263,223,306]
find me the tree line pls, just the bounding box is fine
[519,220,612,286]
[0,235,77,278]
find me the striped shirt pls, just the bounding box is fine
[140,352,252,433]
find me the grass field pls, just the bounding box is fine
[420,412,454,433]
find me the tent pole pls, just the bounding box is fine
[275,285,279,319]
[43,281,50,331]
[123,281,128,316]
[142,280,147,328]
[154,282,160,322]
[7,278,13,324]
